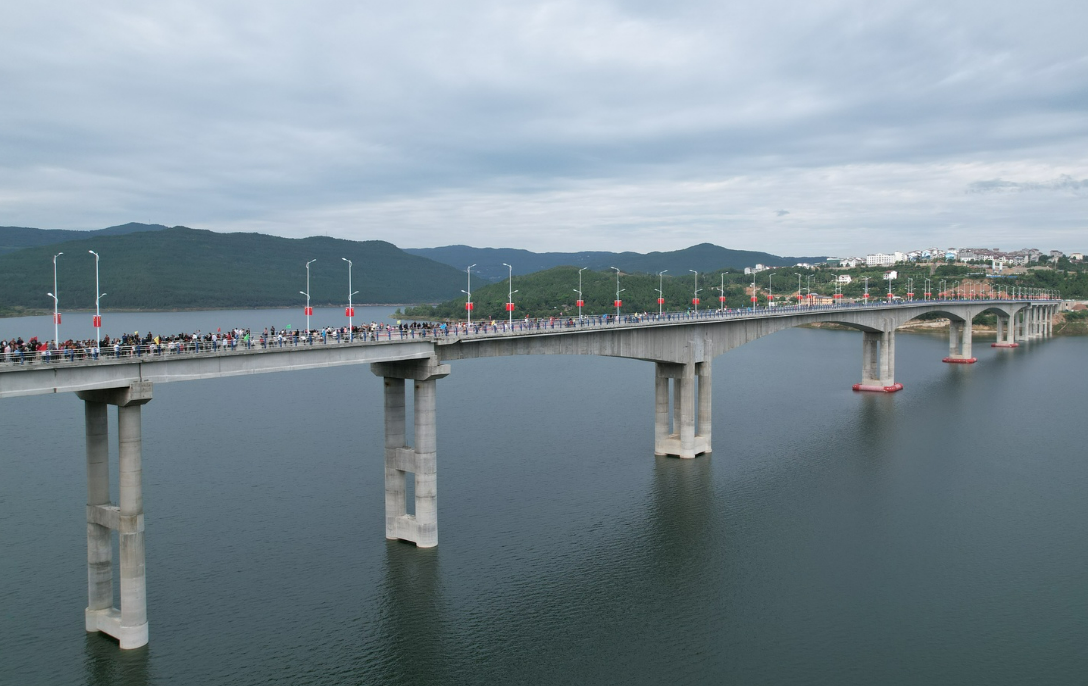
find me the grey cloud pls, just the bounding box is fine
[776,210,790,217]
[967,175,1088,194]
[0,1,1086,254]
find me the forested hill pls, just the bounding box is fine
[0,223,169,255]
[405,243,826,281]
[0,226,466,312]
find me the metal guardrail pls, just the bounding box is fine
[0,298,1056,369]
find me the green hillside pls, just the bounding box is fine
[0,226,467,312]
[0,223,169,255]
[405,243,826,281]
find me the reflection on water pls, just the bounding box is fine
[85,633,150,686]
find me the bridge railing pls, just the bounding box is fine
[0,297,1053,368]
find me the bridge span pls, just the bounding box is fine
[0,298,1059,648]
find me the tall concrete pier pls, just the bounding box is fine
[654,361,711,458]
[371,357,450,547]
[75,382,152,649]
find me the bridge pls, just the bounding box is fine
[0,298,1060,648]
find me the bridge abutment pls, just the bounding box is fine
[371,357,450,547]
[654,361,710,458]
[75,382,152,649]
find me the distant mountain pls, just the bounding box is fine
[0,222,169,254]
[405,243,826,281]
[0,226,466,313]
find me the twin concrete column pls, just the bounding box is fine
[371,357,449,548]
[76,382,152,649]
[654,361,711,458]
[944,319,976,362]
[855,329,901,391]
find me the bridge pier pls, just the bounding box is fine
[654,361,710,458]
[854,330,901,392]
[75,382,153,649]
[992,313,1019,348]
[944,318,976,363]
[371,357,450,547]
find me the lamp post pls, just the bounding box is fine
[88,250,106,341]
[574,267,586,320]
[48,252,62,346]
[611,267,623,317]
[795,273,803,307]
[806,274,814,306]
[768,273,773,307]
[462,264,477,327]
[907,277,914,302]
[689,269,701,313]
[502,262,517,326]
[863,276,870,303]
[342,258,358,339]
[924,278,931,301]
[655,269,667,316]
[718,273,726,311]
[300,258,316,331]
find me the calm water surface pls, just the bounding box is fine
[1,308,1086,685]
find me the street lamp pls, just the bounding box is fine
[300,258,316,331]
[654,269,667,316]
[461,264,477,327]
[690,269,701,313]
[342,257,358,338]
[717,273,726,311]
[502,263,517,326]
[611,267,623,317]
[574,267,586,320]
[806,274,814,305]
[48,252,62,346]
[924,278,931,301]
[768,273,773,307]
[88,250,106,341]
[795,273,803,307]
[863,276,870,303]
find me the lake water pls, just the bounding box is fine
[1,308,1086,685]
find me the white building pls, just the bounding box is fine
[1071,252,1084,261]
[866,253,896,267]
[836,274,853,284]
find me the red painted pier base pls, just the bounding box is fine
[942,357,977,364]
[853,383,904,393]
[991,342,1019,348]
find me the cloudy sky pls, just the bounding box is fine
[2,1,1086,255]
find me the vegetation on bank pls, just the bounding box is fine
[399,262,1088,322]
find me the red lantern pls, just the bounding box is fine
[863,294,870,300]
[906,292,914,298]
[692,298,700,305]
[465,302,474,311]
[304,306,313,316]
[576,299,585,307]
[54,313,61,324]
[924,292,931,298]
[614,300,622,308]
[505,302,515,311]
[345,307,355,317]
[719,296,726,302]
[657,298,665,305]
[92,315,102,327]
[750,296,757,302]
[887,293,893,299]
[833,293,842,299]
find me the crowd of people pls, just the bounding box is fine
[3,304,873,365]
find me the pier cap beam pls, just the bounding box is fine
[76,381,153,407]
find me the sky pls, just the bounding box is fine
[1,0,1086,256]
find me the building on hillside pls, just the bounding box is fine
[866,253,896,267]
[945,250,958,261]
[1050,250,1064,261]
[836,274,853,284]
[1071,252,1084,261]
[883,270,898,280]
[893,251,907,262]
